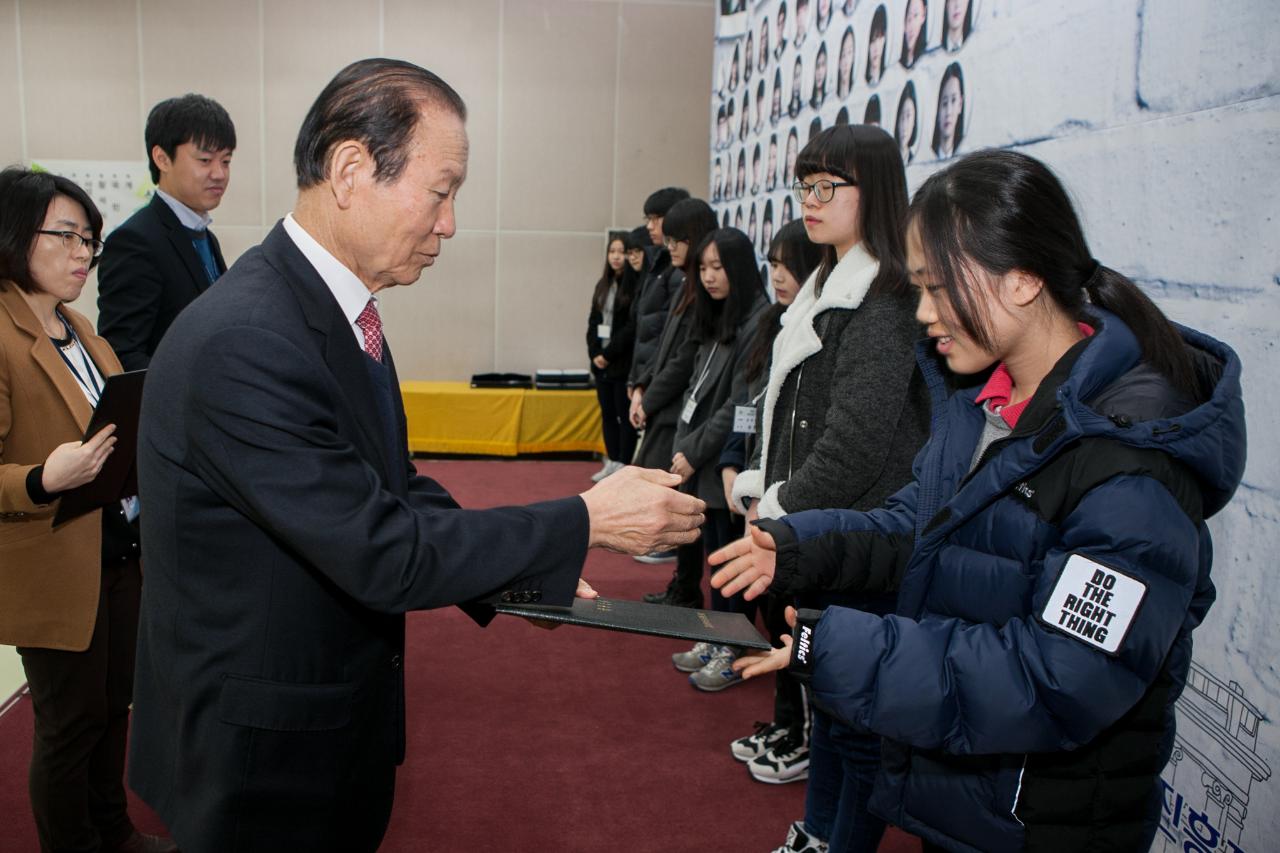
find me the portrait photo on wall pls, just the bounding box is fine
[866,3,888,86]
[794,0,811,49]
[901,0,927,68]
[755,78,767,132]
[810,41,829,109]
[836,24,857,100]
[788,54,805,117]
[815,0,834,34]
[894,79,919,163]
[864,93,882,127]
[783,126,799,186]
[942,0,977,52]
[932,60,967,159]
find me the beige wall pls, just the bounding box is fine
[0,0,713,380]
[0,0,712,700]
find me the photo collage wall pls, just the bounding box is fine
[712,0,977,267]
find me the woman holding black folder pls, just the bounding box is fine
[0,168,172,853]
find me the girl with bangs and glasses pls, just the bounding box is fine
[710,126,930,853]
[0,168,172,852]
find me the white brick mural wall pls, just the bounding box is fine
[712,1,1280,849]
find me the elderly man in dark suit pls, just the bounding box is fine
[96,94,234,369]
[127,59,705,853]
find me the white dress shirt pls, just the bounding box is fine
[281,213,377,352]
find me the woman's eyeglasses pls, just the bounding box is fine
[791,178,857,204]
[38,229,104,258]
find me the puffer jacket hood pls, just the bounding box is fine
[1045,310,1245,519]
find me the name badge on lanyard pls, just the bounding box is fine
[597,323,611,340]
[733,405,757,434]
[681,342,719,425]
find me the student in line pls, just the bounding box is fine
[719,125,930,852]
[716,150,1246,853]
[586,230,640,481]
[717,220,823,785]
[632,199,720,587]
[668,227,769,691]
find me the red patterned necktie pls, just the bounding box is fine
[356,298,383,362]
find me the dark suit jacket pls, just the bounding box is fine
[128,223,589,852]
[96,194,226,370]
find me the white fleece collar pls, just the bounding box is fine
[731,242,880,518]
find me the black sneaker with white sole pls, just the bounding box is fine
[729,721,789,762]
[748,734,810,784]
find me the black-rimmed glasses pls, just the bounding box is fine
[38,229,104,258]
[791,178,857,204]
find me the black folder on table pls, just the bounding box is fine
[493,596,772,650]
[52,370,146,527]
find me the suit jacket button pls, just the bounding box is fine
[390,654,402,671]
[798,419,808,429]
[501,591,514,603]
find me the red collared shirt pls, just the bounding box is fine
[975,324,1095,429]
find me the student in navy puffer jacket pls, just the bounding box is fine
[710,150,1247,853]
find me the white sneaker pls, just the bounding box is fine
[589,460,614,482]
[604,459,625,477]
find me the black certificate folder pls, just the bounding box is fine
[53,369,147,527]
[494,596,773,650]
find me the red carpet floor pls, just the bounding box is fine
[0,459,920,852]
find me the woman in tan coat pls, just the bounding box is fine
[0,168,173,853]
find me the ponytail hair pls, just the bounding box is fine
[909,149,1203,400]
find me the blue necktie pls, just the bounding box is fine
[186,227,220,284]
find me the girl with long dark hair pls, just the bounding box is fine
[586,230,640,481]
[717,149,1244,853]
[669,227,769,691]
[633,199,720,600]
[715,125,931,851]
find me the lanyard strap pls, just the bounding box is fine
[688,342,720,404]
[749,386,766,407]
[52,316,102,404]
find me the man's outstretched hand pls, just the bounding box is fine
[581,466,705,555]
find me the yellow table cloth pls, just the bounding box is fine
[400,381,605,456]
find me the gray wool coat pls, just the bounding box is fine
[732,243,929,518]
